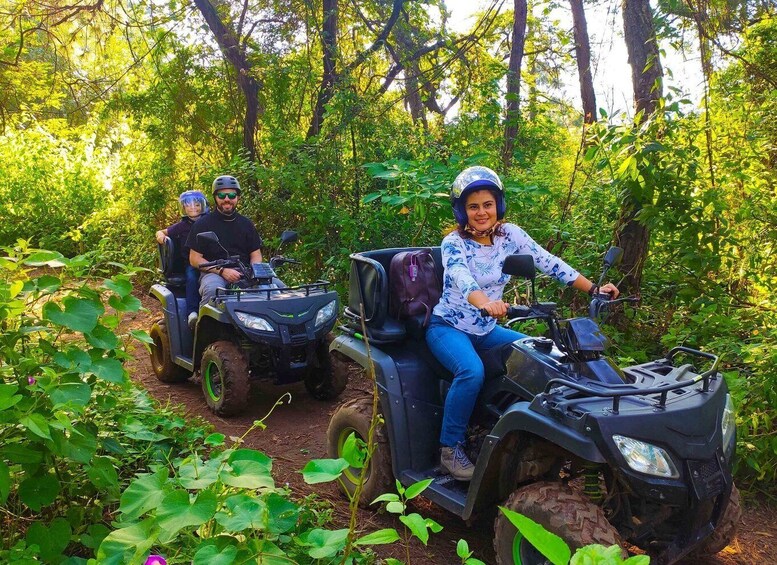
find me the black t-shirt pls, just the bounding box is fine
[186,211,263,265]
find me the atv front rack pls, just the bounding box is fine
[543,346,720,414]
[215,280,332,301]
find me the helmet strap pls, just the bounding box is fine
[464,221,501,239]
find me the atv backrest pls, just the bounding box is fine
[347,247,442,343]
[157,236,187,287]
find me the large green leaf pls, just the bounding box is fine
[304,528,349,559]
[177,456,221,490]
[108,293,142,312]
[214,493,266,532]
[156,489,218,537]
[49,382,92,408]
[354,528,401,546]
[398,513,442,545]
[0,383,22,411]
[90,357,126,383]
[18,473,60,511]
[63,423,97,463]
[53,348,92,374]
[43,297,102,333]
[500,506,571,565]
[87,456,120,497]
[86,324,120,350]
[220,454,274,489]
[119,469,171,520]
[19,413,51,440]
[95,519,157,565]
[103,277,133,298]
[301,458,349,484]
[25,517,71,563]
[264,493,299,534]
[193,542,238,565]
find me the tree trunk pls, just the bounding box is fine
[193,0,262,163]
[569,0,596,123]
[623,0,663,120]
[616,0,664,293]
[501,0,528,172]
[307,0,338,139]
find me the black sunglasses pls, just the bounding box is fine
[215,192,238,200]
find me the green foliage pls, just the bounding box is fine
[500,508,650,565]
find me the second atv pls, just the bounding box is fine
[149,230,345,416]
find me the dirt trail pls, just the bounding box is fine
[125,293,776,564]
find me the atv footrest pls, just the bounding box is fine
[400,469,468,516]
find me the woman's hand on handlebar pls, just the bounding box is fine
[600,282,620,298]
[479,299,510,318]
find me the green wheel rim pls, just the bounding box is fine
[512,531,550,565]
[204,361,222,402]
[337,426,368,486]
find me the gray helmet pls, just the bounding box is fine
[211,175,241,196]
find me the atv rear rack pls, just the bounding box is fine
[215,280,332,301]
[543,346,720,414]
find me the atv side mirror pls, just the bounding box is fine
[197,231,220,244]
[502,254,536,279]
[280,230,298,245]
[603,247,623,269]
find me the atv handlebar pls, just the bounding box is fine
[589,295,639,319]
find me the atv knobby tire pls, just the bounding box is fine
[689,482,742,557]
[304,338,348,400]
[494,481,623,564]
[326,397,392,507]
[149,319,190,383]
[201,340,250,416]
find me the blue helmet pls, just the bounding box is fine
[178,190,208,217]
[450,166,506,227]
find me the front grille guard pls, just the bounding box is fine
[215,280,332,301]
[543,346,720,414]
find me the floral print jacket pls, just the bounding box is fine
[432,223,579,335]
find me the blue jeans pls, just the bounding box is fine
[185,265,200,316]
[425,315,525,447]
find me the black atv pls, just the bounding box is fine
[326,246,740,564]
[149,230,345,416]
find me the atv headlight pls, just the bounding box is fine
[314,300,337,328]
[721,394,736,457]
[235,311,274,332]
[612,435,679,479]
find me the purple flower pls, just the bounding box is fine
[144,556,167,565]
[27,376,36,385]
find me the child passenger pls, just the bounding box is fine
[156,190,209,328]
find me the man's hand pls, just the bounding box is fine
[155,230,166,244]
[221,267,242,283]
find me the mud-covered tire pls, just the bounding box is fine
[149,319,190,383]
[304,340,348,400]
[494,481,624,564]
[201,340,250,416]
[689,482,741,557]
[326,397,392,507]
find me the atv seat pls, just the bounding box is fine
[157,236,188,287]
[345,247,443,344]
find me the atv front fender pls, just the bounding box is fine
[461,402,606,519]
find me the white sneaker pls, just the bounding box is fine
[187,312,198,329]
